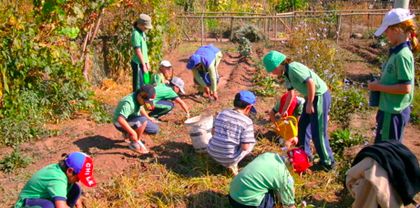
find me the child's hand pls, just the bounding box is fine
[305,103,314,114]
[129,131,138,142]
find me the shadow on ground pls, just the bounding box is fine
[151,141,226,177]
[73,135,136,158]
[187,190,229,208]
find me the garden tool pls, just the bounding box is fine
[287,148,311,175]
[273,116,298,141]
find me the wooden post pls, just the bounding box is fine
[336,14,342,44]
[368,13,371,31]
[274,17,277,39]
[230,17,234,41]
[349,12,353,39]
[201,14,204,45]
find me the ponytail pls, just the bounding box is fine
[410,31,419,53]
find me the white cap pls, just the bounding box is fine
[160,60,172,68]
[171,77,185,95]
[374,8,415,37]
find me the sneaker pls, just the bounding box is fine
[227,165,239,176]
[129,141,149,154]
[311,162,336,172]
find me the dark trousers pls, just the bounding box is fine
[297,91,334,166]
[131,61,145,92]
[375,106,411,143]
[229,191,275,208]
[24,183,81,208]
[149,100,175,118]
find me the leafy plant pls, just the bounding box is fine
[231,25,266,43]
[330,86,367,128]
[0,148,32,173]
[237,37,252,58]
[252,59,280,97]
[330,128,366,158]
[275,0,308,12]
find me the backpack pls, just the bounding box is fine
[287,148,311,174]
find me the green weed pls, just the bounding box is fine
[330,128,366,158]
[330,86,368,128]
[0,148,32,173]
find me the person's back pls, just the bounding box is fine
[15,164,68,208]
[207,109,254,164]
[229,152,295,208]
[207,90,257,175]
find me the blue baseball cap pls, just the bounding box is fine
[236,90,257,113]
[65,152,96,187]
[186,54,201,70]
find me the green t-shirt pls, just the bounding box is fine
[151,73,166,86]
[131,28,149,65]
[113,93,143,123]
[284,62,328,96]
[379,46,414,113]
[15,164,71,208]
[154,85,178,103]
[229,152,295,206]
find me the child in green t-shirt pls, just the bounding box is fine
[131,14,153,92]
[15,152,96,208]
[151,60,173,86]
[368,8,418,143]
[263,51,335,171]
[229,152,296,208]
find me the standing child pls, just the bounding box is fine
[207,90,257,175]
[131,14,153,92]
[186,44,223,100]
[263,51,335,171]
[15,152,96,208]
[368,8,417,143]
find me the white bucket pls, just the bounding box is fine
[184,115,214,153]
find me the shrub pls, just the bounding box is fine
[330,86,368,128]
[0,147,32,173]
[330,128,366,158]
[237,37,252,58]
[275,0,308,12]
[231,25,266,43]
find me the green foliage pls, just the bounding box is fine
[330,128,366,158]
[252,59,280,97]
[0,2,110,146]
[330,86,368,128]
[231,25,266,42]
[0,148,32,173]
[237,37,252,58]
[411,89,420,125]
[275,0,308,12]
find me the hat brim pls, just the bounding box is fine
[77,157,96,187]
[374,25,387,36]
[179,87,186,95]
[145,24,153,29]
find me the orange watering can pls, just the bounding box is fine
[273,116,298,141]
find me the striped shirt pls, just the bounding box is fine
[207,109,256,166]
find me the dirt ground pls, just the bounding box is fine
[0,41,419,207]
